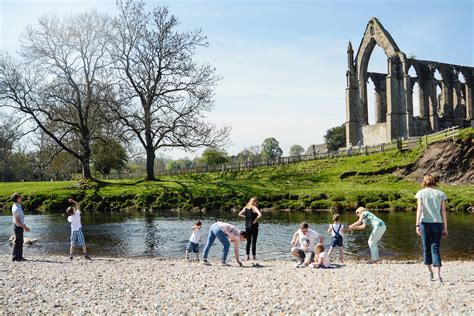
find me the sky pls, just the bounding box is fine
[1,0,473,159]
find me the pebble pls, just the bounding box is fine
[2,255,473,314]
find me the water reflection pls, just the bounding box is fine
[0,210,473,260]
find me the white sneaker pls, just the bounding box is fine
[308,263,315,269]
[202,260,211,266]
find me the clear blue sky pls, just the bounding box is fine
[1,0,472,159]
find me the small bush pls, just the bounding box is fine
[310,200,332,210]
[365,201,390,210]
[328,193,345,202]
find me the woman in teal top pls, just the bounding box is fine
[349,207,386,263]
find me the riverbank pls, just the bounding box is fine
[0,139,473,214]
[1,255,473,314]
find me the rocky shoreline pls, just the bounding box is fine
[1,255,473,314]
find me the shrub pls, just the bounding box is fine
[310,200,332,210]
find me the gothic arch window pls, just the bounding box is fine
[408,65,421,117]
[366,45,388,125]
[432,68,444,117]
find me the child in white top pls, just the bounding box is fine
[66,198,91,260]
[327,214,346,263]
[185,221,202,261]
[314,243,331,268]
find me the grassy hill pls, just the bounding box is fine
[1,131,472,214]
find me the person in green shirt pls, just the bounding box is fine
[348,207,386,263]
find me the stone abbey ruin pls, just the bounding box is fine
[345,18,473,147]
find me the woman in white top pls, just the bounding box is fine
[415,174,448,281]
[202,222,247,266]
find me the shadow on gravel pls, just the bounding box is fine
[87,258,115,262]
[29,259,66,264]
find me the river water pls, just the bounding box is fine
[1,210,473,260]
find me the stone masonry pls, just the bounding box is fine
[346,18,474,147]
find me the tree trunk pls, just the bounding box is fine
[81,142,92,179]
[81,156,92,179]
[145,147,156,181]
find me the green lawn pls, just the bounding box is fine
[1,140,472,213]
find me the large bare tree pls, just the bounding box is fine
[0,11,111,179]
[108,0,229,180]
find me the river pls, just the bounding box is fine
[1,210,473,260]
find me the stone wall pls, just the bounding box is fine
[305,144,328,155]
[362,123,388,145]
[412,117,430,136]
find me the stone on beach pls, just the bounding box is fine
[1,255,473,314]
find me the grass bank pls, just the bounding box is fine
[0,139,472,214]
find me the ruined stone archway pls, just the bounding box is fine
[345,18,474,147]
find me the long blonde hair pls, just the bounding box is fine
[246,197,258,209]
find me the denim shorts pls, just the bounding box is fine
[186,241,199,253]
[331,235,343,247]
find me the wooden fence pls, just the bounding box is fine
[418,126,459,147]
[156,126,461,176]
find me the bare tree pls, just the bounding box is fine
[108,0,229,180]
[0,11,112,179]
[28,131,63,181]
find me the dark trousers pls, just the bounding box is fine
[420,222,443,267]
[245,226,259,257]
[12,226,24,260]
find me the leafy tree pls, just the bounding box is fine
[165,157,192,170]
[201,148,229,165]
[261,137,283,161]
[192,157,203,167]
[108,0,229,180]
[92,139,128,177]
[0,118,17,181]
[236,145,261,163]
[47,152,82,180]
[324,124,346,151]
[0,115,34,181]
[289,144,305,157]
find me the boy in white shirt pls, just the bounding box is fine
[66,198,91,260]
[185,221,202,261]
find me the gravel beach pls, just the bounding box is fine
[1,255,473,314]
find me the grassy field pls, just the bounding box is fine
[0,138,472,214]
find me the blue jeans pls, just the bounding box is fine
[203,223,230,262]
[420,222,443,267]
